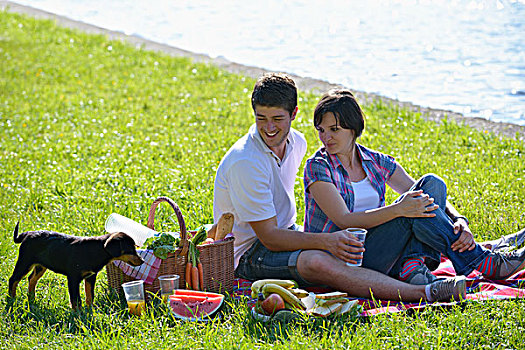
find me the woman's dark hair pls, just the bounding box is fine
[251,73,297,116]
[313,89,365,137]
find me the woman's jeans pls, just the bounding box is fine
[361,173,490,277]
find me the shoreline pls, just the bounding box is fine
[2,0,524,141]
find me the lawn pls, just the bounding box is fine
[1,10,525,349]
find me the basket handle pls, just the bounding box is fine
[147,196,189,257]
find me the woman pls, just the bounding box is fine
[303,89,525,284]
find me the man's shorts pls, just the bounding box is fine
[234,224,315,287]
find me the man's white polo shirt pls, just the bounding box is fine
[213,124,307,268]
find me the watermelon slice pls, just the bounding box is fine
[168,290,224,321]
[172,290,223,298]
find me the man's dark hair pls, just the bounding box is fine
[313,89,365,137]
[251,73,297,116]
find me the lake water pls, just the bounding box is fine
[14,0,525,125]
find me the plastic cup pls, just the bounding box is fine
[122,280,145,316]
[345,228,367,267]
[158,274,180,301]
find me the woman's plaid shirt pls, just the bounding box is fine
[303,144,397,233]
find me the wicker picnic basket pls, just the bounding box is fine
[106,196,234,297]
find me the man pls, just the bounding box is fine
[212,72,465,302]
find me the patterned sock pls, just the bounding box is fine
[424,284,433,301]
[475,255,494,277]
[399,257,425,281]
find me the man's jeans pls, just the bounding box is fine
[362,173,490,277]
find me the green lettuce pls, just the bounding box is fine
[143,233,181,259]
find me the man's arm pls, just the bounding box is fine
[248,217,365,265]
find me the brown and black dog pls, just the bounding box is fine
[8,222,144,309]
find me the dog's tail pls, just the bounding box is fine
[13,221,24,244]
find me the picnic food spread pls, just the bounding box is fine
[115,212,231,319]
[107,207,354,322]
[108,205,359,322]
[106,198,235,319]
[251,279,361,320]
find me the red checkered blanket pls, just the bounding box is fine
[234,256,525,317]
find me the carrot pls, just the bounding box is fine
[186,241,200,290]
[197,262,204,291]
[185,243,193,289]
[185,261,192,289]
[191,266,200,291]
[191,226,208,246]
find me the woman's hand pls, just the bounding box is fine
[395,189,439,218]
[325,230,365,264]
[451,218,476,252]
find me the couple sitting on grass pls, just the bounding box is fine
[212,72,525,302]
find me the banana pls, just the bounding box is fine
[283,301,295,309]
[250,279,296,298]
[261,283,306,310]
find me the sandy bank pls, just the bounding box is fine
[2,0,523,141]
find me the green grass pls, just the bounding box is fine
[1,10,525,349]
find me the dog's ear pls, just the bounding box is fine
[104,232,125,258]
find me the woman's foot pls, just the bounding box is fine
[403,264,439,285]
[399,257,439,285]
[481,229,525,252]
[478,246,525,280]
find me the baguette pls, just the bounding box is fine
[206,223,217,240]
[215,212,234,240]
